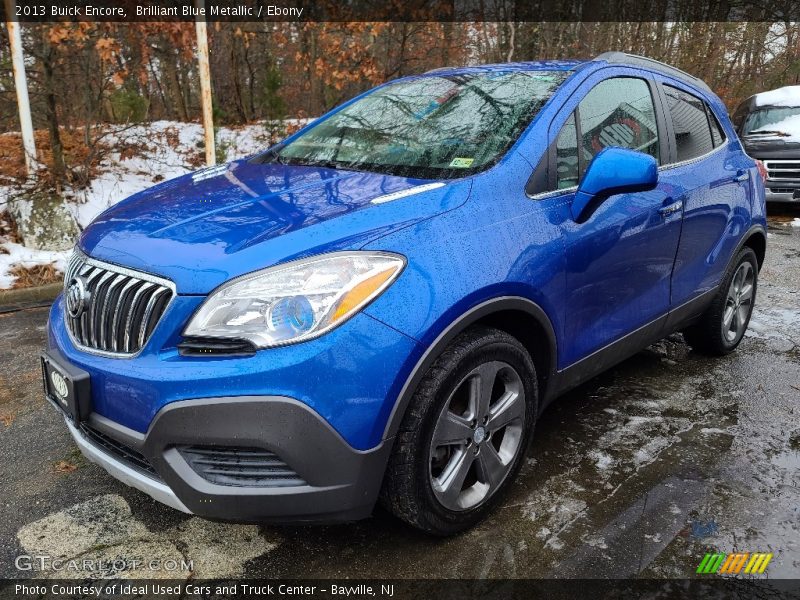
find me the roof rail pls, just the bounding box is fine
[594,52,712,93]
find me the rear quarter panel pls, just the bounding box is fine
[655,75,760,305]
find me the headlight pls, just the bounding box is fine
[183,252,405,348]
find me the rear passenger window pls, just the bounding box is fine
[577,77,660,172]
[707,107,726,147]
[664,85,714,161]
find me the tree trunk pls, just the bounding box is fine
[40,30,66,185]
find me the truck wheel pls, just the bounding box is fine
[380,326,537,535]
[683,247,758,356]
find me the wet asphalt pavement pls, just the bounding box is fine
[0,210,798,581]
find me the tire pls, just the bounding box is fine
[683,247,759,356]
[380,326,537,535]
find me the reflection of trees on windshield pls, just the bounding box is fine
[276,71,569,179]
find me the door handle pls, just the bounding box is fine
[658,199,683,217]
[734,170,749,182]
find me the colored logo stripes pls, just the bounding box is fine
[696,552,773,575]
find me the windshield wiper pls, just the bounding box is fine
[276,157,348,171]
[251,143,287,164]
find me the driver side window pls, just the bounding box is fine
[555,77,660,190]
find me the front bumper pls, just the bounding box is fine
[63,415,191,514]
[58,395,392,522]
[47,294,419,451]
[764,178,800,203]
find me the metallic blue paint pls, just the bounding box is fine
[48,58,765,454]
[48,294,419,450]
[80,162,472,294]
[571,147,658,221]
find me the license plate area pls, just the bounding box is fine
[41,352,91,424]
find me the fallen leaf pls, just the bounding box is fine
[0,414,13,427]
[53,461,78,474]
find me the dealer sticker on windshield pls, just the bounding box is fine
[449,157,475,168]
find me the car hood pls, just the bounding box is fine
[741,135,800,158]
[80,159,470,294]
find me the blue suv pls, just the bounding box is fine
[43,52,766,535]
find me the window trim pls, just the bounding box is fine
[527,73,666,199]
[658,139,728,171]
[705,102,728,147]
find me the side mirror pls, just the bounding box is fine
[571,147,658,221]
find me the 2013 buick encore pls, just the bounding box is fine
[43,52,766,535]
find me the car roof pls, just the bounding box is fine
[422,53,711,95]
[738,85,800,110]
[423,60,586,76]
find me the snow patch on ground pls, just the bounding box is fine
[0,119,311,289]
[0,241,68,289]
[589,450,615,471]
[700,427,730,435]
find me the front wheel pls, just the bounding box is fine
[683,247,759,355]
[380,327,537,535]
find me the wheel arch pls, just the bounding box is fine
[742,227,766,270]
[382,296,558,441]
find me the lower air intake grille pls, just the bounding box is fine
[79,422,160,480]
[178,446,306,488]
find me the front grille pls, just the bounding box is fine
[764,160,800,181]
[63,250,174,355]
[79,422,160,479]
[769,187,794,194]
[178,445,307,488]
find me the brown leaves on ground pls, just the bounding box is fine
[9,263,62,289]
[0,128,110,185]
[0,414,13,427]
[118,139,152,161]
[0,211,22,247]
[53,460,78,474]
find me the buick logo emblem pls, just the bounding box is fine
[50,370,68,404]
[66,276,90,319]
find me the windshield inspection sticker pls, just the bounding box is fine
[449,157,475,168]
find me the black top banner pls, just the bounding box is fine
[1,0,800,22]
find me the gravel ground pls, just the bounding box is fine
[0,210,798,581]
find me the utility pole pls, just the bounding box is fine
[194,0,215,166]
[4,0,37,175]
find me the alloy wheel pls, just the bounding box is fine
[429,360,526,511]
[722,261,755,344]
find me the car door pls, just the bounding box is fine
[539,73,684,368]
[654,80,754,309]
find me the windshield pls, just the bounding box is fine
[271,70,570,179]
[742,106,800,135]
